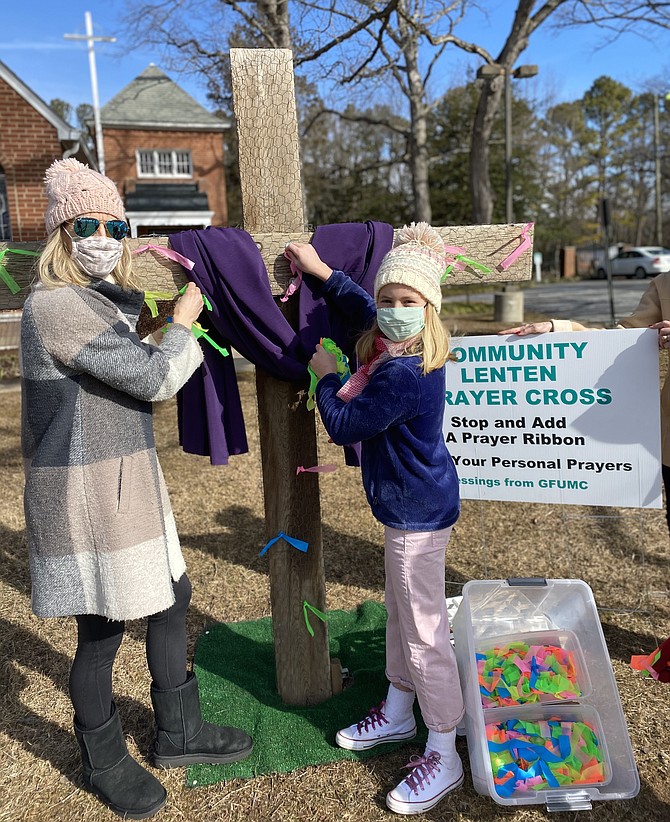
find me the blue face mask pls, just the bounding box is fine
[376,305,426,342]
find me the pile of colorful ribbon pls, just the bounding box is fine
[478,640,583,708]
[630,636,670,682]
[487,717,606,797]
[307,337,351,411]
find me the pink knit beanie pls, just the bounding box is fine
[44,158,125,234]
[374,222,446,311]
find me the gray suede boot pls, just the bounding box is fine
[74,703,167,819]
[151,672,253,768]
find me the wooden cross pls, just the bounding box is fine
[0,48,532,707]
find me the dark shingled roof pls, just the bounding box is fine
[125,183,210,211]
[100,65,228,131]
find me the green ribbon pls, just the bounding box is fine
[146,286,213,319]
[162,321,229,357]
[143,290,175,318]
[0,248,40,295]
[306,366,320,411]
[190,322,229,357]
[303,600,329,637]
[306,338,351,411]
[179,283,212,312]
[442,255,493,282]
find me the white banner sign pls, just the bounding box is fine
[444,329,662,508]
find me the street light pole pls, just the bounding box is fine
[477,63,538,224]
[64,12,116,174]
[504,69,513,224]
[654,95,663,247]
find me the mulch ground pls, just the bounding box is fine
[0,309,668,821]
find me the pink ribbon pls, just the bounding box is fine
[296,464,338,475]
[497,223,534,271]
[133,243,195,271]
[443,244,467,272]
[281,256,303,302]
[444,244,466,257]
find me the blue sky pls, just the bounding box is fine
[1,1,668,117]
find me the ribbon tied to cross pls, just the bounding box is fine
[0,248,41,295]
[259,530,309,557]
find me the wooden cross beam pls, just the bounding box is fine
[0,224,533,307]
[0,48,533,708]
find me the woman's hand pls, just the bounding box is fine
[498,321,553,336]
[309,343,338,378]
[650,320,670,349]
[284,242,333,281]
[172,282,204,329]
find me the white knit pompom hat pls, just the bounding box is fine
[374,222,445,311]
[44,158,125,234]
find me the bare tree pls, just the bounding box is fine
[295,1,468,222]
[125,0,670,223]
[420,0,670,222]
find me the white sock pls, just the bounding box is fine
[425,728,458,762]
[384,684,415,724]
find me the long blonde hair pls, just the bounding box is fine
[37,227,141,290]
[356,303,456,375]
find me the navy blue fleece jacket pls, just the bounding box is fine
[315,270,460,531]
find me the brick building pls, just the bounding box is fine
[0,59,94,242]
[100,65,230,236]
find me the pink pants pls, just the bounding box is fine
[384,525,464,732]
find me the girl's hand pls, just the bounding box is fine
[172,282,204,328]
[284,242,333,281]
[309,343,338,378]
[498,321,553,336]
[649,320,670,349]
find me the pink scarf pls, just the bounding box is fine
[336,335,419,402]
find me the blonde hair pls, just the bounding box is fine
[37,227,141,290]
[356,303,456,375]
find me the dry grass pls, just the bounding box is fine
[1,311,669,821]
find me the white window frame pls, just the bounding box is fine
[136,149,193,178]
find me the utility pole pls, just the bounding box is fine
[654,95,663,247]
[64,12,115,174]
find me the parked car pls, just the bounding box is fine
[596,247,670,279]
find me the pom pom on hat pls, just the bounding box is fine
[374,221,446,311]
[44,158,126,235]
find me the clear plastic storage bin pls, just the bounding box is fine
[453,578,639,811]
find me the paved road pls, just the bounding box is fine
[448,278,653,326]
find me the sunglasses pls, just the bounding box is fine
[70,216,129,241]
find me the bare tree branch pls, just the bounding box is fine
[295,0,399,65]
[302,106,409,137]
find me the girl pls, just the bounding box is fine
[21,159,252,819]
[285,223,464,816]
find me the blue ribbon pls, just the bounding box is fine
[259,530,309,557]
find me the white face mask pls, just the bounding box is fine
[69,234,124,279]
[376,305,426,341]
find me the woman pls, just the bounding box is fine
[21,158,252,819]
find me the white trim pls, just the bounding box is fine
[136,148,193,178]
[126,211,214,238]
[102,121,229,132]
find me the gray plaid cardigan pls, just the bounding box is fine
[21,279,203,621]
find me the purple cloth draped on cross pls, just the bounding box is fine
[169,222,393,465]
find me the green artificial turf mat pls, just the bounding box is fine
[188,600,427,786]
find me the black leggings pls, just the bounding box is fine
[69,574,192,730]
[663,464,670,537]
